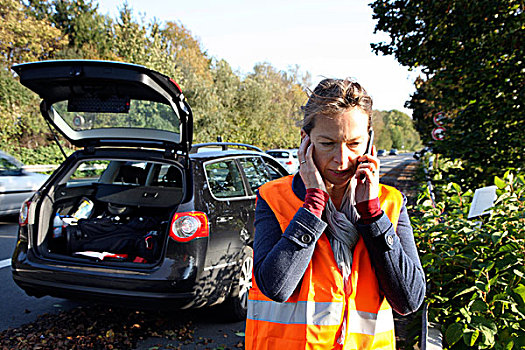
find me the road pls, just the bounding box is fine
[0,153,415,349]
[378,152,415,177]
[0,216,82,331]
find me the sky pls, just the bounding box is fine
[95,0,419,115]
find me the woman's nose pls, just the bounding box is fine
[332,144,352,166]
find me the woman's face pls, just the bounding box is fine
[307,107,369,189]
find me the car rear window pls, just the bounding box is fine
[51,99,181,133]
[65,160,182,188]
[66,160,110,186]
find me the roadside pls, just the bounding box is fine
[381,158,424,349]
[0,303,246,350]
[0,159,423,350]
[380,158,420,206]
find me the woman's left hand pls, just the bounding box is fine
[354,146,380,203]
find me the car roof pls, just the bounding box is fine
[266,149,293,153]
[189,148,268,160]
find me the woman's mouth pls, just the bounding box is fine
[329,169,351,178]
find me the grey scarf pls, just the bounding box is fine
[324,178,360,288]
[324,178,360,344]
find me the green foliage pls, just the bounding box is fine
[227,63,307,149]
[0,0,68,65]
[50,0,113,56]
[5,143,73,165]
[370,0,525,187]
[1,1,309,151]
[411,167,525,349]
[373,109,422,151]
[0,67,46,143]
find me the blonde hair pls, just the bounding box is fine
[300,78,373,134]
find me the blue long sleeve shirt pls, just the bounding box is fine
[253,174,426,315]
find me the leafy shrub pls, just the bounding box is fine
[3,144,74,166]
[411,170,524,349]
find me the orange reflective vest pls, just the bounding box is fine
[246,175,403,350]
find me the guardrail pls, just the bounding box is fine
[22,164,107,173]
[22,164,59,172]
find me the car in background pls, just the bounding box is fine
[377,149,387,157]
[266,148,299,174]
[0,150,49,216]
[389,149,399,155]
[10,60,288,321]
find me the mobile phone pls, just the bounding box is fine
[359,129,374,180]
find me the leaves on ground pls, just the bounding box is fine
[0,304,196,350]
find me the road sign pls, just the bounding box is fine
[432,127,446,141]
[433,112,446,126]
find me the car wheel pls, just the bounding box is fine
[222,246,253,321]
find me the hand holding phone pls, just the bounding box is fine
[359,129,374,181]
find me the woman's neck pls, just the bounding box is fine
[326,183,347,211]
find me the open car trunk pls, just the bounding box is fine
[37,156,185,266]
[12,60,194,267]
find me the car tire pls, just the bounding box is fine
[222,246,253,321]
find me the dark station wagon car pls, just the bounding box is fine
[10,60,288,320]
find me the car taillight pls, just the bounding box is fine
[19,200,31,226]
[169,78,182,93]
[170,211,209,242]
[286,161,293,165]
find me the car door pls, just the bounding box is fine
[203,158,248,268]
[237,155,287,244]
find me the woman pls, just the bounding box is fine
[245,79,426,349]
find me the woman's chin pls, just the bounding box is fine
[324,172,354,188]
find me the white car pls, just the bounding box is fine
[266,149,299,174]
[0,151,49,216]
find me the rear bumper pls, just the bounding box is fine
[11,241,203,307]
[13,274,195,308]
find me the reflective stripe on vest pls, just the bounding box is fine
[346,309,395,336]
[248,299,394,335]
[248,300,343,326]
[246,175,403,350]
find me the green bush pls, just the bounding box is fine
[3,144,74,166]
[411,170,525,349]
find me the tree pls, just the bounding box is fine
[161,21,212,84]
[48,0,114,59]
[158,20,221,142]
[0,0,67,66]
[370,0,524,186]
[1,0,311,153]
[231,63,307,149]
[373,110,421,150]
[0,0,68,146]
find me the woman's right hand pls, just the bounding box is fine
[298,134,326,192]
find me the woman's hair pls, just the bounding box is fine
[300,78,373,134]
